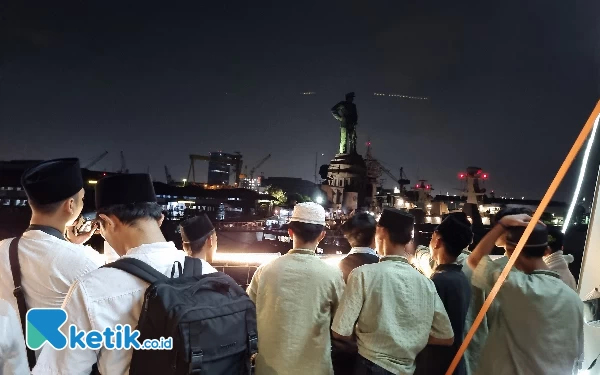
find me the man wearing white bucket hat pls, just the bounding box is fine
[248,202,345,375]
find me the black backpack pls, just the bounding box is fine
[103,257,258,375]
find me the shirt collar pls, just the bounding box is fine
[26,224,65,241]
[126,241,179,256]
[531,269,561,279]
[288,248,316,255]
[348,247,377,256]
[380,255,410,264]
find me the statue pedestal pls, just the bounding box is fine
[321,153,368,214]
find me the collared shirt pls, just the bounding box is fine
[33,241,217,375]
[347,247,377,256]
[339,247,379,283]
[0,230,105,322]
[332,255,454,375]
[471,256,584,375]
[247,248,345,375]
[543,251,577,290]
[0,299,29,375]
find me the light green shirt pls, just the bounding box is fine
[332,256,454,375]
[471,256,584,375]
[247,249,345,375]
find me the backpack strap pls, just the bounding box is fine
[8,237,37,370]
[182,256,203,277]
[102,258,168,284]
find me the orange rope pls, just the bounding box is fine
[445,100,600,375]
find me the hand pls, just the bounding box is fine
[499,214,534,229]
[65,221,98,245]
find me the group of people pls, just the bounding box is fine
[247,203,583,375]
[0,158,220,374]
[0,157,585,375]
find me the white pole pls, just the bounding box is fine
[562,114,600,233]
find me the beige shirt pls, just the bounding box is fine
[33,241,216,375]
[332,256,454,375]
[471,256,584,375]
[247,249,345,375]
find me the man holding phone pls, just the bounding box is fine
[0,158,104,369]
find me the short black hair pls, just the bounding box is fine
[187,230,215,254]
[547,228,563,254]
[520,246,548,258]
[385,226,413,246]
[27,193,77,215]
[288,221,325,243]
[494,206,533,224]
[98,202,163,225]
[342,213,376,248]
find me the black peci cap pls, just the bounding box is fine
[95,174,156,210]
[180,213,215,243]
[436,214,473,252]
[21,158,83,205]
[378,208,414,232]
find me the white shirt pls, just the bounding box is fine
[33,241,216,375]
[0,299,29,375]
[0,230,105,322]
[347,247,378,256]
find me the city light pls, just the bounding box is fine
[213,252,281,265]
[88,180,97,184]
[562,112,600,233]
[316,196,324,204]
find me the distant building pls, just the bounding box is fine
[207,152,241,186]
[240,176,262,192]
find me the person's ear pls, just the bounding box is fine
[157,213,165,227]
[98,214,116,231]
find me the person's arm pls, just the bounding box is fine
[331,269,363,341]
[246,266,261,303]
[33,281,98,375]
[428,335,454,346]
[1,302,29,375]
[467,224,505,270]
[331,102,344,121]
[467,213,532,270]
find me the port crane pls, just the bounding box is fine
[118,151,129,173]
[246,154,271,180]
[164,166,175,185]
[83,151,108,169]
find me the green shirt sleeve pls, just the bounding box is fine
[331,268,364,337]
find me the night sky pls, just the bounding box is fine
[1,1,599,202]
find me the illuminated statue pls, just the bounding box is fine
[331,92,358,154]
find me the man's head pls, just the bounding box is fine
[180,213,217,261]
[376,208,414,255]
[287,202,326,249]
[341,213,376,248]
[546,227,564,255]
[430,212,473,263]
[95,174,163,255]
[22,158,85,227]
[345,92,355,103]
[494,205,533,248]
[504,223,549,272]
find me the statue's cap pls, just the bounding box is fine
[345,92,355,98]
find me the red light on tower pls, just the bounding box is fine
[426,185,430,189]
[458,173,466,179]
[416,184,420,189]
[482,173,488,179]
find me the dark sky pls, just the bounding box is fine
[1,1,599,201]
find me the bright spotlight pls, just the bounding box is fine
[316,196,324,204]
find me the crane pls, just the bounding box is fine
[379,164,411,193]
[249,154,271,180]
[83,151,108,169]
[118,151,129,173]
[164,166,174,185]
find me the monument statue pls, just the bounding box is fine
[331,92,358,154]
